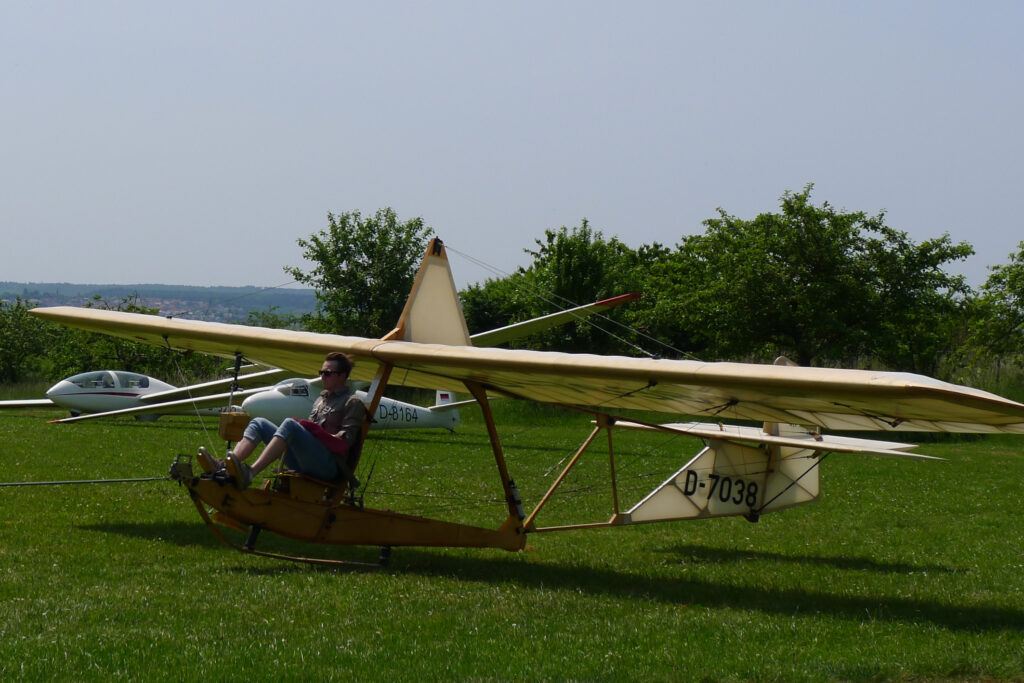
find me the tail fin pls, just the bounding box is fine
[428,389,462,430]
[385,238,471,346]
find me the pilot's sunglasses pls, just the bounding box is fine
[319,370,341,377]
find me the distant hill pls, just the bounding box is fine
[0,281,317,323]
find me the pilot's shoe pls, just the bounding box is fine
[225,454,253,489]
[196,446,224,473]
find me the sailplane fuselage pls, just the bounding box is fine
[45,370,175,413]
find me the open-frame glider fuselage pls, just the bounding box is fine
[29,239,1024,562]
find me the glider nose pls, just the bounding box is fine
[241,390,300,426]
[45,380,77,400]
[241,389,276,411]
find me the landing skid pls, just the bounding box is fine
[171,455,526,557]
[188,490,387,569]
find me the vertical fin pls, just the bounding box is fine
[385,238,472,346]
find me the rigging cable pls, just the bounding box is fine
[445,246,701,361]
[0,476,168,487]
[162,334,220,453]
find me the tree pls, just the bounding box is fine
[865,226,973,374]
[245,306,303,330]
[44,296,223,382]
[285,209,434,336]
[0,298,56,382]
[460,272,531,338]
[671,185,973,371]
[971,241,1024,362]
[461,220,640,353]
[0,295,222,384]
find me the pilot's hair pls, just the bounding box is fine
[324,351,353,376]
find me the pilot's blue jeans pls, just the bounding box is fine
[242,417,338,481]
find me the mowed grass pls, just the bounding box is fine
[2,400,1024,681]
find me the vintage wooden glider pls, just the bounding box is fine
[30,238,1024,565]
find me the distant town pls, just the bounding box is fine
[0,281,317,323]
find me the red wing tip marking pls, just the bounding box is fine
[594,293,640,308]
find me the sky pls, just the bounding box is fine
[2,1,1022,292]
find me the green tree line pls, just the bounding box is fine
[4,188,1023,398]
[470,193,1021,391]
[286,188,1022,396]
[0,296,222,385]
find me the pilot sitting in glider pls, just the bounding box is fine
[197,352,367,490]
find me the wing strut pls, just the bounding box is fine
[525,413,627,533]
[464,381,526,527]
[524,420,602,530]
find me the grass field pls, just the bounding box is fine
[2,399,1024,681]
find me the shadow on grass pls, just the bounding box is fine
[82,519,1024,633]
[387,548,1024,634]
[661,542,958,575]
[78,520,224,550]
[366,430,578,457]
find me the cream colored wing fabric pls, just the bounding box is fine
[31,306,386,381]
[29,305,1024,433]
[367,343,1024,433]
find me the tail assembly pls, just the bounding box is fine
[624,423,822,524]
[617,420,937,525]
[426,389,462,431]
[434,389,456,407]
[622,355,931,525]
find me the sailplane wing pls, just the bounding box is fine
[48,387,267,423]
[0,398,56,409]
[139,367,289,403]
[29,304,1024,434]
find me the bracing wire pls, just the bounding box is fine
[0,476,169,487]
[446,246,702,361]
[163,335,220,452]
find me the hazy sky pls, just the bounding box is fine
[2,1,1021,291]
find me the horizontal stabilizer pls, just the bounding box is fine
[427,398,477,413]
[615,420,940,460]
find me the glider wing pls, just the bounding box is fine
[0,398,56,409]
[29,304,1024,434]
